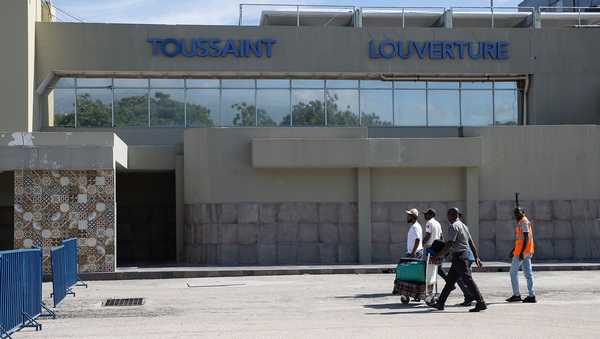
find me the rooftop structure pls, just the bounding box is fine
[239,4,600,28]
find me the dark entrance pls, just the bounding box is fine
[116,172,176,266]
[0,171,14,250]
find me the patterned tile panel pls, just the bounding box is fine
[14,170,115,273]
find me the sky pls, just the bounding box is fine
[50,0,524,25]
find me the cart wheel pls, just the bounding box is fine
[400,295,410,304]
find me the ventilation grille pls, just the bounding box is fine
[103,298,144,307]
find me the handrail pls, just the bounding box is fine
[239,3,600,28]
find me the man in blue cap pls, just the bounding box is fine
[426,207,487,312]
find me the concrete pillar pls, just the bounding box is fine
[357,167,371,264]
[466,167,480,245]
[175,155,184,262]
[0,0,41,132]
[443,9,453,28]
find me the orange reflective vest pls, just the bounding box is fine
[513,216,535,256]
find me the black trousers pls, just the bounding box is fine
[437,251,484,306]
[437,262,474,301]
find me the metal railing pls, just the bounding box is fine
[540,6,600,26]
[0,249,44,339]
[450,7,535,28]
[238,3,600,28]
[359,7,446,29]
[239,3,357,26]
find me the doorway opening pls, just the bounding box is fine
[0,171,14,250]
[116,172,176,267]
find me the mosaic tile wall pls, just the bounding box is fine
[13,170,116,273]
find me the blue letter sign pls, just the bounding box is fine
[368,40,509,60]
[148,38,277,58]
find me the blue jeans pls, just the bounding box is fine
[510,255,535,297]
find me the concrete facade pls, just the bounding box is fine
[0,1,599,271]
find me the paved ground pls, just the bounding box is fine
[16,271,600,339]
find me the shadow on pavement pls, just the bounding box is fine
[335,293,392,299]
[363,303,424,310]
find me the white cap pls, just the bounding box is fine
[405,208,419,217]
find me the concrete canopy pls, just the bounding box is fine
[0,132,127,171]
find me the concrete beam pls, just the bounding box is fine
[252,137,482,168]
[0,132,127,170]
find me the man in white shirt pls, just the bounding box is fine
[422,208,442,249]
[406,208,423,258]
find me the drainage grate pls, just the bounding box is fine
[103,298,145,307]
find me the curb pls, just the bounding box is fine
[39,263,600,281]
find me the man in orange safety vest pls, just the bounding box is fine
[506,207,537,303]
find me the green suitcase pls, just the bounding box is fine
[395,261,425,283]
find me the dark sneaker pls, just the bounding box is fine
[426,300,444,311]
[469,302,487,312]
[522,296,537,303]
[459,299,474,307]
[506,295,522,302]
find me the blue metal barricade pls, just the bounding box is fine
[50,246,68,308]
[20,250,43,330]
[61,238,86,289]
[0,249,43,339]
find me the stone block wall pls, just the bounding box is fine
[184,202,358,266]
[478,200,600,260]
[13,170,116,272]
[371,201,465,263]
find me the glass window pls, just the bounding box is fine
[76,89,112,128]
[114,89,148,127]
[395,90,427,126]
[55,78,75,88]
[428,90,460,126]
[326,80,358,89]
[461,90,493,126]
[256,89,290,126]
[186,79,220,88]
[52,89,75,127]
[257,80,289,88]
[186,89,219,127]
[291,80,324,89]
[291,89,325,126]
[461,82,492,90]
[394,81,426,89]
[495,81,517,90]
[360,80,392,89]
[150,79,184,88]
[221,89,256,126]
[428,81,459,89]
[114,79,148,88]
[222,79,255,88]
[77,78,111,87]
[360,90,393,126]
[149,89,185,127]
[326,89,359,126]
[495,90,519,125]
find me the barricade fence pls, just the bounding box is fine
[50,245,74,308]
[0,249,44,339]
[61,238,87,289]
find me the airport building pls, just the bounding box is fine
[1,0,599,272]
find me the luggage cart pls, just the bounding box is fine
[392,254,442,304]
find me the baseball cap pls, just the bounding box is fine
[405,208,419,217]
[448,207,461,214]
